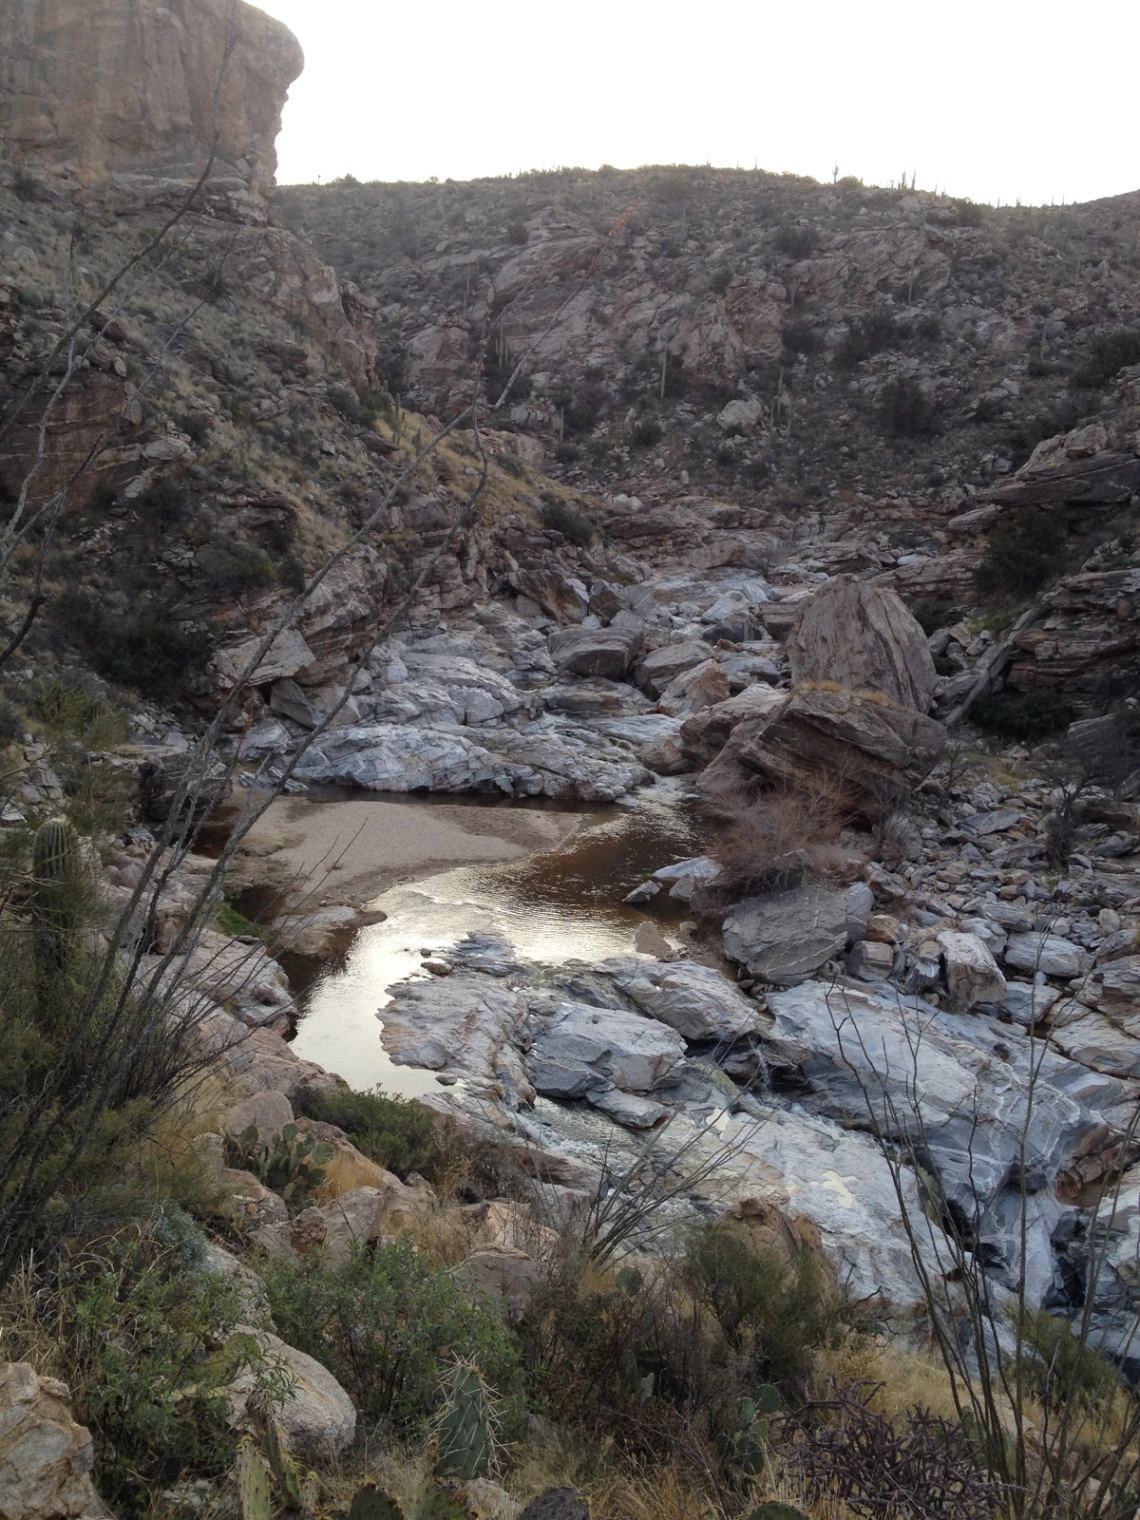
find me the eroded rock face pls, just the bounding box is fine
[787,575,937,712]
[0,0,303,221]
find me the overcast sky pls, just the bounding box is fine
[260,0,1138,209]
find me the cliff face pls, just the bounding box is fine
[0,0,303,221]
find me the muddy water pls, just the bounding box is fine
[289,782,705,1096]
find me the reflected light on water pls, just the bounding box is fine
[290,785,704,1094]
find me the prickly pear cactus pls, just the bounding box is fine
[413,1482,476,1520]
[262,1416,304,1511]
[348,1483,407,1520]
[437,1365,491,1480]
[235,1437,273,1520]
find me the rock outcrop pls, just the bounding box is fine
[0,0,303,220]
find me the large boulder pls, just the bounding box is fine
[787,576,937,712]
[702,686,946,818]
[0,1363,108,1520]
[548,626,642,679]
[512,568,589,623]
[722,884,849,984]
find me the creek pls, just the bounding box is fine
[286,781,706,1097]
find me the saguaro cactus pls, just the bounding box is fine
[31,817,81,1008]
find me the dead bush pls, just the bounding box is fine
[696,777,853,914]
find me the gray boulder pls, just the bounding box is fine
[1005,934,1088,980]
[548,626,642,679]
[722,884,848,984]
[528,1001,685,1095]
[635,641,713,697]
[787,574,937,713]
[611,959,760,1041]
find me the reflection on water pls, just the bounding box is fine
[289,783,705,1094]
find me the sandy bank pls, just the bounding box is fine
[226,796,592,910]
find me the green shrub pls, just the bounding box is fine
[773,226,820,259]
[710,263,734,293]
[781,320,821,357]
[911,598,955,636]
[952,197,986,227]
[631,418,664,447]
[1072,328,1140,387]
[12,169,37,202]
[878,375,938,438]
[61,594,211,698]
[682,1227,838,1398]
[137,478,191,535]
[972,689,1074,741]
[263,1241,526,1436]
[975,507,1066,598]
[0,1227,289,1517]
[835,308,906,370]
[553,442,580,464]
[199,541,277,595]
[302,1085,445,1180]
[540,496,593,546]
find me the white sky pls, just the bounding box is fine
[260,0,1139,209]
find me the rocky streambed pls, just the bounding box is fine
[197,553,1140,1373]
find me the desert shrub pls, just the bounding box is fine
[198,541,277,595]
[12,169,37,202]
[0,1227,289,1517]
[301,1085,445,1180]
[553,442,580,464]
[540,496,593,545]
[631,417,664,447]
[1014,1307,1120,1414]
[327,383,365,422]
[62,594,211,698]
[975,507,1066,598]
[773,225,820,259]
[782,319,821,356]
[835,308,905,370]
[915,313,942,341]
[683,1226,838,1398]
[878,375,938,438]
[1072,327,1140,387]
[137,477,191,535]
[557,394,600,435]
[661,353,688,398]
[972,689,1074,741]
[263,1240,526,1436]
[911,598,955,636]
[497,451,526,478]
[506,219,529,245]
[952,197,987,227]
[701,778,852,904]
[710,263,734,292]
[788,1383,1001,1519]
